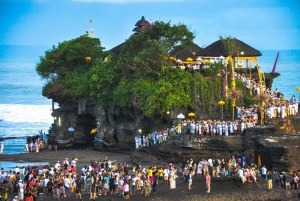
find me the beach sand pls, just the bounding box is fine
[0,148,299,201]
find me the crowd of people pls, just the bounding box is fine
[235,72,299,119]
[24,138,46,153]
[264,89,298,119]
[135,117,258,149]
[0,153,299,201]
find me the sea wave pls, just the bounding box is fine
[0,104,53,123]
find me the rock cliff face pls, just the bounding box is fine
[48,98,164,148]
[243,126,300,172]
[266,116,300,134]
[138,125,300,172]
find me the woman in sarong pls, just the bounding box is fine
[169,171,178,189]
[197,161,203,176]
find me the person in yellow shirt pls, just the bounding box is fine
[177,124,182,135]
[147,167,154,184]
[158,167,164,184]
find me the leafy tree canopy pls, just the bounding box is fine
[112,21,194,78]
[36,35,105,100]
[36,20,248,119]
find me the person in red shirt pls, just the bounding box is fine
[29,178,35,187]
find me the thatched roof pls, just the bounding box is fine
[169,42,202,61]
[198,39,262,57]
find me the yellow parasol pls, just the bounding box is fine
[186,57,193,62]
[188,112,196,117]
[103,57,110,62]
[204,59,210,64]
[218,100,225,105]
[90,128,97,135]
[169,56,177,61]
[85,56,92,62]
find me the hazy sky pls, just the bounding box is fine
[1,0,299,50]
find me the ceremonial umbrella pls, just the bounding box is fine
[177,113,185,119]
[188,112,196,117]
[85,56,91,62]
[186,57,193,62]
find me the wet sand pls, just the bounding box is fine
[0,148,299,201]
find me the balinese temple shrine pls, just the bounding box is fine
[108,16,278,91]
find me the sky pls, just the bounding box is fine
[0,0,300,51]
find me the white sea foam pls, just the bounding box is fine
[0,104,53,123]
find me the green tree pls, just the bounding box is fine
[113,21,194,78]
[104,21,195,118]
[36,35,105,100]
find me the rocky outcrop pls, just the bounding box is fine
[138,125,300,172]
[266,116,300,134]
[48,98,164,147]
[256,135,300,172]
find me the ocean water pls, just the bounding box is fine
[0,45,52,154]
[0,46,299,154]
[258,50,300,100]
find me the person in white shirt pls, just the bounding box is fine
[29,141,34,152]
[15,166,20,174]
[25,143,29,153]
[123,181,130,199]
[81,166,87,175]
[49,167,55,176]
[0,169,7,183]
[238,168,246,184]
[12,196,19,201]
[43,176,49,193]
[71,159,76,168]
[55,161,61,169]
[118,176,124,197]
[0,142,4,155]
[63,158,69,166]
[64,176,71,197]
[163,168,170,187]
[18,180,24,200]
